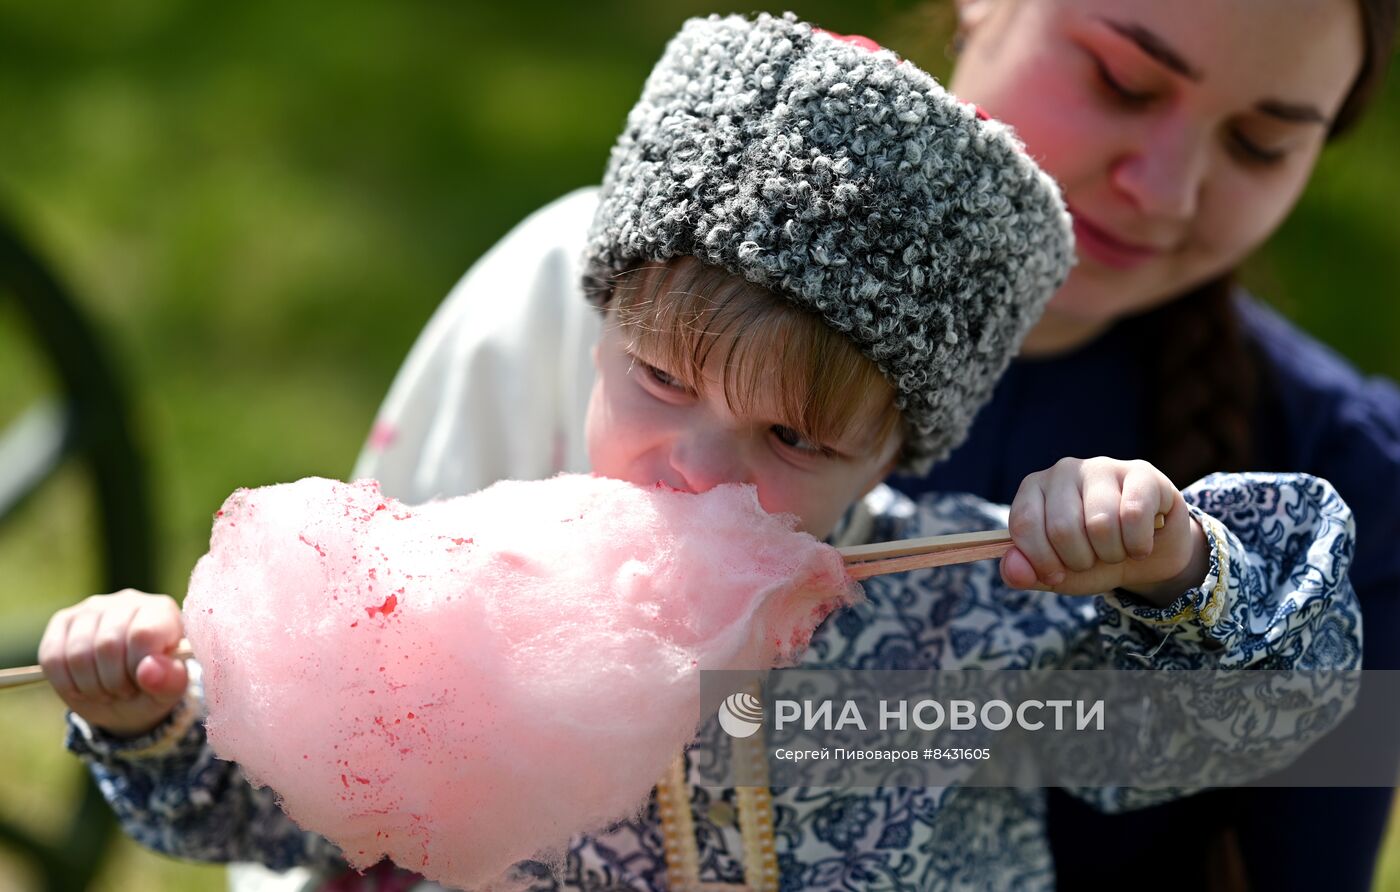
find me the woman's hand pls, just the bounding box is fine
[1002,457,1210,605]
[38,589,189,738]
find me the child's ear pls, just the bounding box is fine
[859,451,904,499]
[879,454,902,484]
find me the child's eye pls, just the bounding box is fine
[770,424,830,457]
[639,359,688,391]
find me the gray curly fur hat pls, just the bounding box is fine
[583,12,1075,473]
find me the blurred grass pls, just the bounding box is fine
[0,1,1396,889]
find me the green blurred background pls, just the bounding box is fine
[0,1,1396,889]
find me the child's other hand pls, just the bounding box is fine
[39,589,189,738]
[1002,458,1210,605]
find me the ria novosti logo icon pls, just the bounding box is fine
[717,691,764,738]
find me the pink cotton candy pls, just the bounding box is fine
[181,474,860,890]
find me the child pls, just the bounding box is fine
[41,13,1359,891]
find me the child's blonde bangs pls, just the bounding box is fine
[609,257,905,457]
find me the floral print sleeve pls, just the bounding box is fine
[64,660,348,873]
[1091,472,1359,670]
[1067,472,1361,811]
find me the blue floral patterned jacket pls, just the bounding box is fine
[67,473,1360,891]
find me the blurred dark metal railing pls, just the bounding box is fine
[0,210,157,890]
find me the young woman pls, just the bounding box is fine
[906,2,1400,888]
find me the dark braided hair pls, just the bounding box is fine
[1133,0,1396,488]
[1126,276,1259,486]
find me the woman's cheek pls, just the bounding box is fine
[962,69,1101,195]
[1198,165,1313,268]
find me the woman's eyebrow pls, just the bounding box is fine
[1097,17,1327,126]
[1098,17,1204,82]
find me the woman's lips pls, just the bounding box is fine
[1069,209,1164,271]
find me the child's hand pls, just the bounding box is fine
[39,589,189,739]
[1002,458,1210,605]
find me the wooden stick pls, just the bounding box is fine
[0,639,195,692]
[839,529,1013,563]
[841,514,1165,581]
[4,512,1167,688]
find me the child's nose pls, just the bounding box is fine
[668,430,749,494]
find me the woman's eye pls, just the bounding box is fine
[1091,56,1155,107]
[1230,132,1287,166]
[771,424,828,457]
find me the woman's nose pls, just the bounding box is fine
[668,429,749,493]
[1110,117,1208,223]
